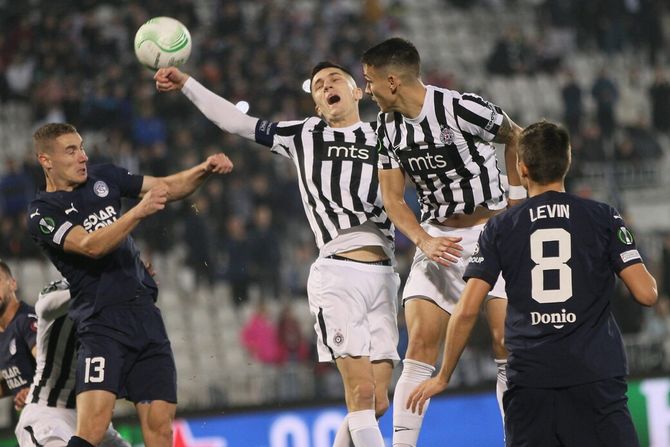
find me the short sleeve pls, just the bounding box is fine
[608,207,643,273]
[463,219,502,287]
[454,93,504,142]
[110,165,143,198]
[27,202,75,250]
[376,112,401,170]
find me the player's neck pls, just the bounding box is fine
[396,82,426,120]
[527,181,565,198]
[327,111,361,128]
[45,176,76,193]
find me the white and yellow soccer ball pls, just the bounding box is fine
[134,17,191,69]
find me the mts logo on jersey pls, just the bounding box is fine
[318,144,376,163]
[398,147,457,175]
[83,206,118,232]
[1,366,27,390]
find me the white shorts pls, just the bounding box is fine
[16,404,129,447]
[307,257,400,364]
[402,222,506,314]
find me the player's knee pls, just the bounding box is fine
[405,338,438,364]
[351,381,376,408]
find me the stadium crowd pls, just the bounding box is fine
[0,0,669,412]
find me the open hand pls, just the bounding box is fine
[154,67,189,92]
[418,235,463,267]
[406,377,449,415]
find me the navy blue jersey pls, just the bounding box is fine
[465,191,642,388]
[27,164,157,326]
[0,302,37,396]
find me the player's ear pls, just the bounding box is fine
[353,87,363,100]
[315,104,323,118]
[37,152,52,169]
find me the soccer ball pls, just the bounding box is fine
[134,17,192,69]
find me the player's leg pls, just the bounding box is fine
[504,385,561,447]
[484,295,509,422]
[16,405,78,447]
[136,401,177,447]
[372,359,394,418]
[99,423,132,447]
[126,306,178,447]
[393,298,448,447]
[72,390,117,446]
[336,356,385,447]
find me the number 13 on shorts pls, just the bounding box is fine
[84,356,106,383]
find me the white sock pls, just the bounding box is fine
[495,358,508,423]
[392,359,435,447]
[348,409,384,447]
[333,414,353,447]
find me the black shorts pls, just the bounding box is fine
[76,303,177,404]
[503,377,639,447]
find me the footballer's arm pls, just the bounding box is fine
[619,263,658,307]
[139,153,233,202]
[379,168,462,267]
[155,67,260,141]
[63,186,168,259]
[493,113,524,203]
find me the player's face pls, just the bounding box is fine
[363,64,393,113]
[43,133,89,189]
[0,270,16,315]
[311,68,362,123]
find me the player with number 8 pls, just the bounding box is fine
[407,121,657,446]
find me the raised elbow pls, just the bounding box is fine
[79,237,107,260]
[634,287,658,307]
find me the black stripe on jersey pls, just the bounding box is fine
[30,316,65,404]
[433,91,476,213]
[47,323,76,408]
[331,130,360,228]
[350,128,367,223]
[454,100,493,133]
[453,97,495,207]
[392,112,403,148]
[317,308,335,361]
[66,388,76,409]
[297,120,341,244]
[460,94,503,136]
[417,117,452,212]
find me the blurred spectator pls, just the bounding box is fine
[591,68,619,137]
[561,69,583,135]
[486,26,535,76]
[241,301,283,364]
[649,68,670,133]
[249,205,282,299]
[220,216,252,306]
[183,195,217,288]
[277,303,310,363]
[0,158,33,218]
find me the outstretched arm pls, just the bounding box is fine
[63,185,168,259]
[140,153,233,202]
[407,278,491,414]
[379,168,463,267]
[155,67,259,140]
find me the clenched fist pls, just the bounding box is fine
[204,153,234,174]
[154,67,189,92]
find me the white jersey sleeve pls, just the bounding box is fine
[453,93,504,142]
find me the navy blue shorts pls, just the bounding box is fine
[503,377,639,447]
[76,303,177,404]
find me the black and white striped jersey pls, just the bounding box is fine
[27,279,76,409]
[376,85,508,222]
[256,117,394,248]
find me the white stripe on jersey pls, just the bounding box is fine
[28,281,76,409]
[377,85,507,222]
[271,117,394,248]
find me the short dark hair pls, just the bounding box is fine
[310,61,355,84]
[361,37,421,77]
[518,121,571,184]
[0,261,13,279]
[33,123,78,154]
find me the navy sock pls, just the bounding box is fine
[67,436,95,447]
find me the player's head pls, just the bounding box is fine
[361,37,421,112]
[310,61,362,124]
[517,121,571,186]
[34,123,88,190]
[0,261,18,315]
